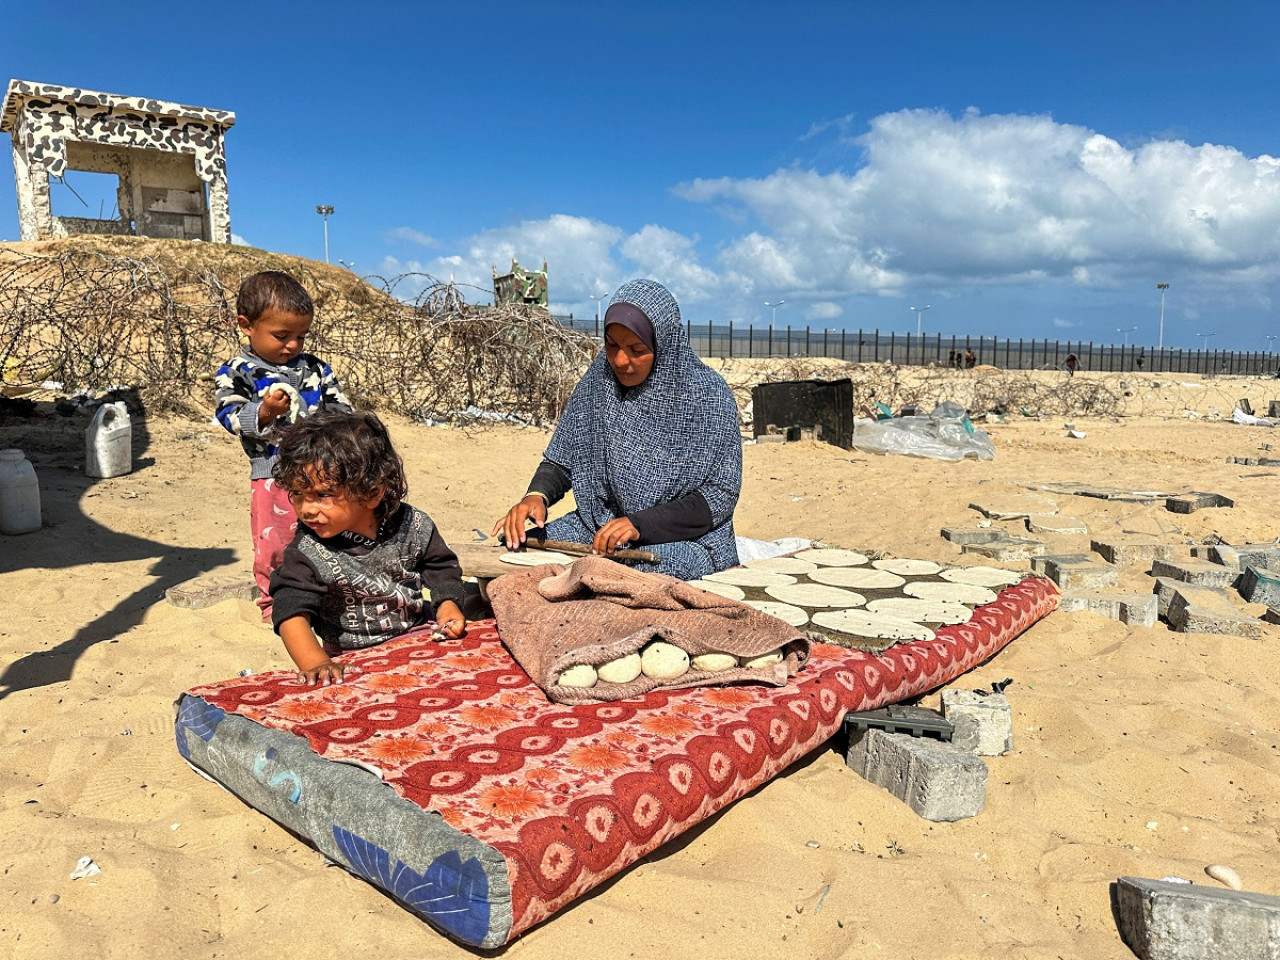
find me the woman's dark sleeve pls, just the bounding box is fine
[628,491,715,545]
[526,459,571,506]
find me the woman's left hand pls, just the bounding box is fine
[593,517,640,555]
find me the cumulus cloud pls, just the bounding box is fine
[1052,317,1078,328]
[230,233,251,247]
[386,226,439,247]
[807,301,843,320]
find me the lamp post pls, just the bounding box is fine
[1116,325,1137,346]
[1266,335,1278,352]
[1156,282,1169,350]
[316,205,334,263]
[1197,332,1216,350]
[910,304,931,337]
[588,291,608,328]
[337,259,356,272]
[764,300,786,325]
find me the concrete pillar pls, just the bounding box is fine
[10,131,40,241]
[207,171,231,243]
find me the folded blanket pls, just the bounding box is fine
[488,556,809,703]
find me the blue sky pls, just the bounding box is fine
[4,1,1280,349]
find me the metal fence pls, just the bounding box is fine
[556,315,1279,377]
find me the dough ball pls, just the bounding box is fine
[557,663,598,688]
[740,650,784,669]
[691,652,738,672]
[597,652,643,684]
[641,642,690,680]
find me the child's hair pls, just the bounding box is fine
[273,412,408,514]
[237,271,315,323]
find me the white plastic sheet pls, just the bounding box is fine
[851,402,996,461]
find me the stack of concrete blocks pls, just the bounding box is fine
[845,691,1012,822]
[1113,876,1280,960]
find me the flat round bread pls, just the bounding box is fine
[744,556,820,575]
[704,568,798,587]
[746,600,809,626]
[809,567,906,590]
[904,581,999,606]
[765,583,866,608]
[793,548,869,566]
[687,579,747,601]
[500,550,577,566]
[812,609,936,641]
[940,566,1022,588]
[866,597,973,625]
[872,558,943,576]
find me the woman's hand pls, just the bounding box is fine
[593,517,640,556]
[435,600,467,640]
[492,494,548,547]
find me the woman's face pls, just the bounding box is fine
[604,323,655,388]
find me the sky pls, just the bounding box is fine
[3,0,1280,350]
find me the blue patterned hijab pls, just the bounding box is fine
[545,278,741,569]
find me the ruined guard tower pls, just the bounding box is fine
[1,80,235,243]
[492,258,549,308]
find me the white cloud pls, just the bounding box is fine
[387,226,439,247]
[807,301,843,320]
[230,233,251,247]
[1052,317,1077,328]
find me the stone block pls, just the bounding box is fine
[1151,558,1240,589]
[1210,544,1280,572]
[1092,539,1179,566]
[961,537,1044,560]
[1167,585,1263,639]
[1238,566,1280,607]
[1166,492,1235,514]
[1043,558,1119,590]
[1153,577,1182,619]
[1270,400,1280,419]
[165,575,259,609]
[969,494,1058,520]
[845,728,987,822]
[1118,593,1160,627]
[1264,607,1280,626]
[941,527,1003,545]
[1030,553,1092,575]
[1026,514,1088,535]
[1113,875,1280,960]
[940,689,1012,756]
[1059,590,1158,627]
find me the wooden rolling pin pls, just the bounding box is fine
[519,535,659,564]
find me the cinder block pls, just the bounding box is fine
[940,689,1012,756]
[1270,400,1280,418]
[942,527,1003,545]
[1118,593,1160,627]
[845,728,987,822]
[1153,577,1182,619]
[1238,566,1280,607]
[1092,539,1179,566]
[969,495,1058,520]
[1112,876,1280,960]
[165,575,259,609]
[1166,492,1235,514]
[1026,514,1088,535]
[1044,558,1119,589]
[1211,544,1280,572]
[962,537,1044,560]
[1030,553,1092,575]
[1059,590,1159,627]
[1151,558,1240,589]
[1167,585,1263,639]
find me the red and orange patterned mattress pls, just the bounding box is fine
[175,577,1057,948]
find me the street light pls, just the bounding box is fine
[1197,332,1216,350]
[588,291,608,327]
[1266,335,1278,352]
[338,259,356,272]
[315,204,334,263]
[1156,282,1170,350]
[764,300,786,325]
[1116,325,1138,346]
[910,304,932,337]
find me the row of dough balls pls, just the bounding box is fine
[557,641,785,688]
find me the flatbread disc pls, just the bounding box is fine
[744,556,820,575]
[872,558,943,576]
[500,550,577,566]
[704,569,798,587]
[793,548,869,566]
[809,567,906,590]
[745,600,809,626]
[812,609,936,641]
[687,579,747,601]
[904,581,999,606]
[764,583,866,608]
[940,566,1022,587]
[866,597,973,625]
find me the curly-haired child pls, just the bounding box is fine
[269,411,467,685]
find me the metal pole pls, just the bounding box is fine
[1157,283,1169,349]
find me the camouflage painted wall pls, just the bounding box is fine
[1,81,236,243]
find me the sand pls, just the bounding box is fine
[3,371,1280,959]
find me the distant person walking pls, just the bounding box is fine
[964,348,977,368]
[1135,349,1145,371]
[1065,353,1079,377]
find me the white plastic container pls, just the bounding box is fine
[0,448,42,535]
[85,401,132,478]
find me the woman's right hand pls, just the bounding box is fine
[492,494,548,548]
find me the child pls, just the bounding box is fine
[214,271,352,620]
[269,411,468,685]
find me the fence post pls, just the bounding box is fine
[728,320,733,359]
[787,325,792,356]
[842,328,847,360]
[768,325,773,357]
[806,325,811,357]
[748,323,753,358]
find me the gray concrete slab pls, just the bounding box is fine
[1167,585,1264,639]
[1026,514,1088,535]
[845,728,987,822]
[1044,558,1119,589]
[941,527,1004,545]
[941,690,1012,756]
[968,494,1059,520]
[1092,539,1180,566]
[1059,590,1158,627]
[1113,876,1280,960]
[1166,492,1235,514]
[1030,553,1093,575]
[1238,566,1280,607]
[1151,558,1240,589]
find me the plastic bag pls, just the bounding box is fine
[851,402,995,461]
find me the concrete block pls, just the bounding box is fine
[969,494,1058,520]
[1092,539,1179,566]
[1166,491,1235,514]
[1151,558,1240,589]
[165,575,259,609]
[1030,553,1092,575]
[1238,566,1280,607]
[1118,593,1160,627]
[1059,590,1158,627]
[1113,876,1280,960]
[940,689,1012,756]
[962,537,1045,560]
[1043,558,1119,590]
[1026,514,1088,535]
[942,527,1003,545]
[1270,400,1280,418]
[1264,607,1280,626]
[1167,585,1264,639]
[1153,577,1182,619]
[846,728,987,822]
[1211,544,1280,572]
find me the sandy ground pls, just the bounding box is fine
[3,370,1280,959]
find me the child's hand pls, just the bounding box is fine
[435,601,467,640]
[260,387,292,423]
[299,659,360,686]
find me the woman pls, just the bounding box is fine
[493,278,741,580]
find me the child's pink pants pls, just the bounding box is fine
[250,478,297,621]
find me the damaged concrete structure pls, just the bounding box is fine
[2,80,235,243]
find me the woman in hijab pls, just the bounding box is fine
[493,278,741,579]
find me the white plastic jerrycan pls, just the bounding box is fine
[85,401,132,478]
[0,448,42,534]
